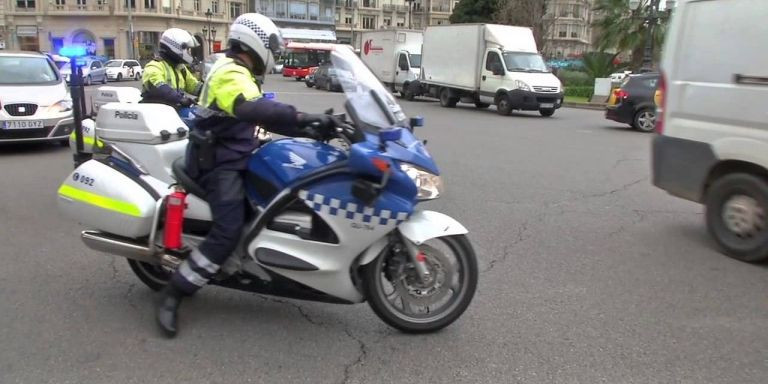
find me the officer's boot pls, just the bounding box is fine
[155,284,184,338]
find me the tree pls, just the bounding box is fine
[494,0,553,52]
[581,52,626,79]
[593,0,668,70]
[449,0,498,24]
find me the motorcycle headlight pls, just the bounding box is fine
[47,99,73,113]
[400,163,443,200]
[514,80,531,92]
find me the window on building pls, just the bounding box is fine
[559,5,568,17]
[230,2,242,18]
[194,0,200,11]
[54,0,65,6]
[397,17,405,27]
[124,0,136,9]
[571,31,578,38]
[437,20,443,25]
[212,0,219,14]
[362,16,375,29]
[19,36,39,51]
[345,0,352,7]
[344,16,352,25]
[362,0,374,7]
[16,0,35,8]
[308,3,319,20]
[289,1,306,19]
[573,5,581,18]
[144,0,154,9]
[76,0,86,6]
[103,38,115,59]
[276,1,287,17]
[383,17,391,26]
[558,29,567,38]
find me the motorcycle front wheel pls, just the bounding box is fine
[362,234,478,333]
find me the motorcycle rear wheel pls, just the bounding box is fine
[362,234,478,333]
[128,259,171,291]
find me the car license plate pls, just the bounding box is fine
[540,103,555,109]
[3,120,44,129]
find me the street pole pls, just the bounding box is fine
[641,0,660,72]
[128,0,135,60]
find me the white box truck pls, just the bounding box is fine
[359,29,423,98]
[411,24,563,116]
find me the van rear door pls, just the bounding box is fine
[666,0,768,138]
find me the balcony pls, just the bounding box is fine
[431,4,451,13]
[48,4,111,13]
[396,4,409,12]
[382,4,395,12]
[359,0,376,9]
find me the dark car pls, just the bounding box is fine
[313,62,343,92]
[605,73,660,132]
[304,68,316,88]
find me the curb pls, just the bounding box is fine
[562,102,606,111]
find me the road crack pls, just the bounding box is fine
[581,176,649,200]
[340,327,368,384]
[109,257,119,280]
[482,218,533,274]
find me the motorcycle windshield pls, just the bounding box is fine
[330,47,407,130]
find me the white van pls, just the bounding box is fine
[652,0,768,262]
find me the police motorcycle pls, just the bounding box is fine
[57,46,478,333]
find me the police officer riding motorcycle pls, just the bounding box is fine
[141,28,201,108]
[155,13,336,337]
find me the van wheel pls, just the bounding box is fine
[85,75,92,86]
[402,85,415,101]
[633,109,656,132]
[439,88,457,108]
[474,102,490,109]
[540,108,555,117]
[135,72,141,81]
[496,95,512,116]
[117,73,123,82]
[705,173,768,262]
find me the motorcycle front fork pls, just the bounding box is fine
[398,232,433,284]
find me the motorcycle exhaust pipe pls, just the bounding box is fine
[81,230,161,265]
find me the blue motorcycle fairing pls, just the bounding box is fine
[247,138,348,204]
[363,128,439,175]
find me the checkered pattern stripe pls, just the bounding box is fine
[298,190,409,226]
[235,17,270,49]
[161,35,182,51]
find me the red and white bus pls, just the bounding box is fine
[282,42,348,80]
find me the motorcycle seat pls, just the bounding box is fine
[172,157,207,198]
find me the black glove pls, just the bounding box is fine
[180,97,195,107]
[297,113,335,140]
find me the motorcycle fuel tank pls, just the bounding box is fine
[248,138,347,190]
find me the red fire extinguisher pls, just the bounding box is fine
[163,187,187,250]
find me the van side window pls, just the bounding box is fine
[398,54,409,70]
[485,52,501,71]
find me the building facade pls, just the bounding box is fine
[250,0,336,42]
[543,0,594,59]
[334,0,456,48]
[0,0,246,61]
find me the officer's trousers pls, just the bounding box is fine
[170,169,246,295]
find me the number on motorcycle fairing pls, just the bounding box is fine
[73,172,95,186]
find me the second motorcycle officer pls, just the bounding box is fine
[156,13,335,337]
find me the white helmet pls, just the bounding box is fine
[228,13,286,75]
[159,28,198,65]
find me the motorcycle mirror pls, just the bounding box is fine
[379,128,402,144]
[409,116,424,129]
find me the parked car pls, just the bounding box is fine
[304,69,316,88]
[105,59,143,81]
[604,73,660,132]
[313,62,352,92]
[272,59,284,74]
[0,51,74,145]
[59,57,108,86]
[653,0,768,262]
[202,53,226,80]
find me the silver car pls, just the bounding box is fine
[58,57,108,86]
[0,51,75,145]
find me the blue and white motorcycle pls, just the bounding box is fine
[57,46,477,333]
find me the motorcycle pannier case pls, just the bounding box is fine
[57,160,157,238]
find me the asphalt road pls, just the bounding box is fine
[1,75,767,383]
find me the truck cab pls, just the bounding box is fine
[478,49,563,116]
[395,50,421,97]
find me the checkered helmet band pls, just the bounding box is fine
[234,17,270,50]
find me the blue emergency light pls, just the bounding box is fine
[59,45,87,58]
